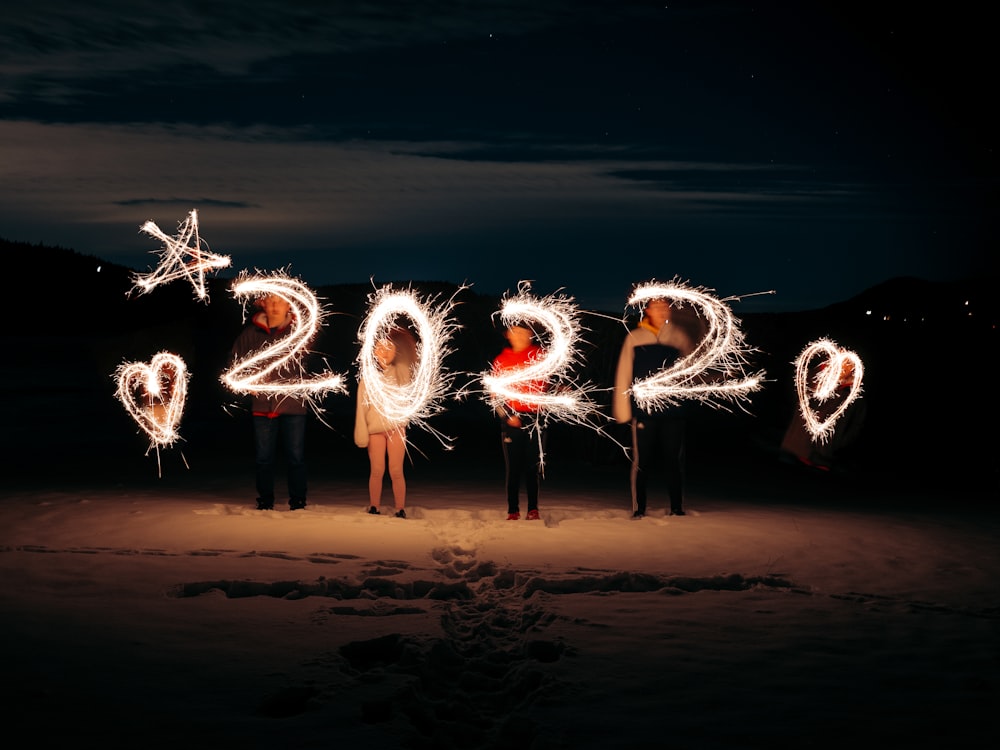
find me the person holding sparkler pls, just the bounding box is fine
[355,326,418,518]
[230,293,312,511]
[614,297,695,518]
[492,323,548,521]
[780,356,866,472]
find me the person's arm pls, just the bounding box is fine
[490,354,508,418]
[354,379,369,448]
[229,328,249,367]
[612,334,634,424]
[675,328,695,359]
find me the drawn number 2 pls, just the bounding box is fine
[484,292,580,413]
[221,272,346,399]
[627,281,762,411]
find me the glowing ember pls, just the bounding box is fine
[357,284,462,443]
[626,279,764,411]
[131,209,231,302]
[793,338,864,443]
[222,270,347,406]
[113,351,189,454]
[481,282,603,427]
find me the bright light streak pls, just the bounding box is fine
[222,270,347,407]
[113,351,189,461]
[793,338,864,443]
[481,282,603,426]
[130,209,231,302]
[627,279,764,411]
[357,284,462,445]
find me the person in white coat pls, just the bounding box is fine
[354,327,417,518]
[613,298,695,518]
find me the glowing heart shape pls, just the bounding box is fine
[793,339,864,443]
[114,351,189,448]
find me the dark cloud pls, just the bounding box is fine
[115,197,259,209]
[0,1,993,312]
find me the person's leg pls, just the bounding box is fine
[386,427,407,510]
[367,432,388,509]
[525,423,542,514]
[501,422,523,516]
[780,406,813,466]
[661,418,686,514]
[282,414,307,509]
[630,418,651,516]
[253,416,278,509]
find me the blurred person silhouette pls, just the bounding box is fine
[780,358,866,472]
[229,293,311,511]
[355,326,418,518]
[492,323,548,521]
[614,297,695,518]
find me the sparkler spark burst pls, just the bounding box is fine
[356,284,462,444]
[627,279,764,411]
[221,270,347,407]
[113,351,189,452]
[480,282,604,429]
[793,338,864,443]
[131,209,231,302]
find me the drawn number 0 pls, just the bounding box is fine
[357,286,456,426]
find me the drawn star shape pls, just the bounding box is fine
[131,209,231,302]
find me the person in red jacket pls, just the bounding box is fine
[491,324,548,521]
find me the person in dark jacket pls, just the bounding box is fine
[230,293,311,511]
[614,297,695,518]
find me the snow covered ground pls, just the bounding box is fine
[2,449,996,748]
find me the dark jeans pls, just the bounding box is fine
[253,414,307,505]
[630,416,685,514]
[501,418,543,514]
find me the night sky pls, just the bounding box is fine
[1,1,993,312]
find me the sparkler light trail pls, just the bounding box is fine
[222,270,347,408]
[480,282,604,430]
[113,351,190,475]
[626,279,764,412]
[793,338,865,443]
[356,283,462,445]
[130,209,231,302]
